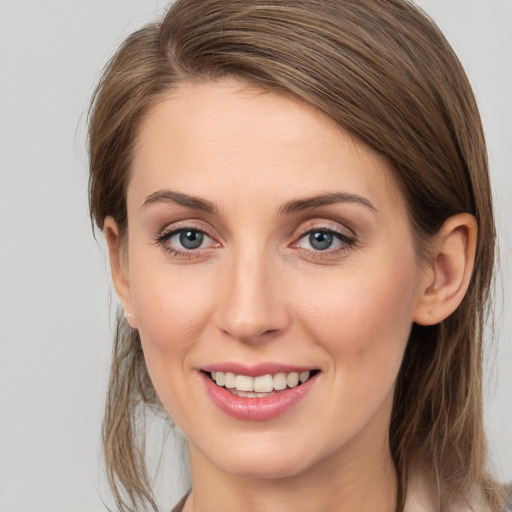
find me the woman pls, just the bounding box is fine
[88,0,510,511]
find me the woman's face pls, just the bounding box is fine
[113,80,428,479]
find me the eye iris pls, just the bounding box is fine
[179,230,204,249]
[309,231,333,250]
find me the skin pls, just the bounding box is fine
[105,80,477,512]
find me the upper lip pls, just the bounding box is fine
[200,362,317,377]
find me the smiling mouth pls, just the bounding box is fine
[204,370,320,398]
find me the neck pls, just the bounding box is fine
[185,420,397,512]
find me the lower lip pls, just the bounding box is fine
[200,372,318,421]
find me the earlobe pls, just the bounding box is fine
[413,213,477,326]
[103,217,138,329]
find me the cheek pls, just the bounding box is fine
[295,253,419,383]
[129,260,214,354]
[287,258,419,442]
[129,269,213,428]
[126,257,219,417]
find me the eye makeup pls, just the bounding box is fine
[154,218,357,262]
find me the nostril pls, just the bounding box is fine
[219,323,285,343]
[214,271,291,342]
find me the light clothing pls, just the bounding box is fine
[171,480,511,512]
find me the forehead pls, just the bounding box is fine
[129,79,405,213]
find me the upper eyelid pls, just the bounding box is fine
[155,227,220,258]
[158,220,217,238]
[294,220,355,239]
[292,221,358,254]
[297,225,350,235]
[157,227,217,245]
[294,229,355,248]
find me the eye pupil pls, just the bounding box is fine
[179,230,204,249]
[309,231,333,250]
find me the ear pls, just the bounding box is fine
[103,217,138,330]
[413,213,477,326]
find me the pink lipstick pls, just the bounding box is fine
[199,365,319,421]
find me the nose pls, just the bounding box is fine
[214,248,290,343]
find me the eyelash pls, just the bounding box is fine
[292,225,356,258]
[155,225,218,259]
[155,224,356,260]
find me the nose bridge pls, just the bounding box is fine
[216,242,288,342]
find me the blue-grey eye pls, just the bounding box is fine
[157,227,218,255]
[178,230,204,249]
[297,229,350,252]
[309,231,334,250]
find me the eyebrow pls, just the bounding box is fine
[278,192,377,215]
[142,189,220,214]
[142,189,377,216]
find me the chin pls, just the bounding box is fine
[202,436,321,480]
[219,455,311,480]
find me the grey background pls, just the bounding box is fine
[0,1,510,511]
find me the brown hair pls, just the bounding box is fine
[88,1,507,510]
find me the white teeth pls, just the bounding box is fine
[273,373,287,391]
[231,390,275,398]
[299,371,310,383]
[286,372,300,388]
[215,372,225,386]
[224,372,236,389]
[254,374,274,393]
[235,375,254,392]
[210,370,314,393]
